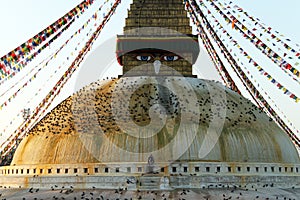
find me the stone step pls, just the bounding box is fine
[125,18,191,27]
[130,3,185,10]
[123,26,192,35]
[132,0,183,4]
[128,10,187,17]
[138,175,162,189]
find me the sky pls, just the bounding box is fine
[0,0,300,146]
[1,0,300,57]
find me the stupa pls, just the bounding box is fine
[0,0,299,198]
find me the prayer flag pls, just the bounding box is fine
[232,19,237,29]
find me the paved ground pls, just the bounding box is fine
[0,187,299,200]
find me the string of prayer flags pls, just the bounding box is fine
[0,0,98,80]
[207,0,300,82]
[223,0,300,59]
[186,0,300,147]
[196,0,300,100]
[0,0,122,157]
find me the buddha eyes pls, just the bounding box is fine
[163,55,179,61]
[136,55,180,61]
[137,55,152,61]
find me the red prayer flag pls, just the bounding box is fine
[285,64,292,70]
[232,19,237,29]
[0,62,8,74]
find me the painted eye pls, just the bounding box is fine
[137,55,151,61]
[163,55,179,61]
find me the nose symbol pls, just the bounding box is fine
[153,60,161,74]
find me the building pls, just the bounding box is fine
[0,0,299,199]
